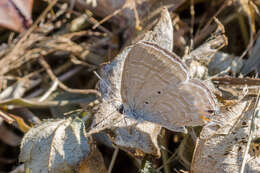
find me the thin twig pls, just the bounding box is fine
[239,31,256,60]
[207,66,231,81]
[39,80,59,102]
[212,77,260,85]
[240,88,260,172]
[156,150,178,172]
[67,8,112,35]
[92,0,141,30]
[70,55,97,71]
[237,12,249,47]
[38,56,101,97]
[93,8,122,29]
[25,67,83,98]
[0,110,15,124]
[190,0,195,50]
[198,0,230,37]
[108,146,119,173]
[160,129,171,173]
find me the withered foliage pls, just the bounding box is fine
[0,0,260,173]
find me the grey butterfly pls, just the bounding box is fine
[120,41,217,132]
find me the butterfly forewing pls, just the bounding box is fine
[121,42,188,106]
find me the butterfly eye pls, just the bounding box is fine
[242,121,247,126]
[118,104,124,114]
[206,110,215,114]
[144,101,149,105]
[157,91,161,94]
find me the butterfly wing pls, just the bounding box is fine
[121,41,188,108]
[177,79,217,126]
[121,41,216,132]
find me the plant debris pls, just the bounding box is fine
[0,0,260,172]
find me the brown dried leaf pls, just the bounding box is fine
[0,0,33,32]
[78,145,108,173]
[0,118,22,146]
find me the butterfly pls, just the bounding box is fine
[115,41,217,133]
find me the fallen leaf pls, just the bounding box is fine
[0,0,33,32]
[191,100,260,172]
[78,144,108,173]
[19,118,94,173]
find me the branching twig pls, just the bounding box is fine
[2,0,59,73]
[39,56,101,97]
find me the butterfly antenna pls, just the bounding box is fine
[93,70,109,88]
[93,70,120,101]
[89,71,126,132]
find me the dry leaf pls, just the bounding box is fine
[184,19,228,79]
[184,19,228,66]
[208,52,244,76]
[78,144,108,173]
[237,0,257,35]
[19,118,93,173]
[0,118,22,146]
[191,100,260,172]
[241,34,260,75]
[93,105,161,157]
[0,0,33,32]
